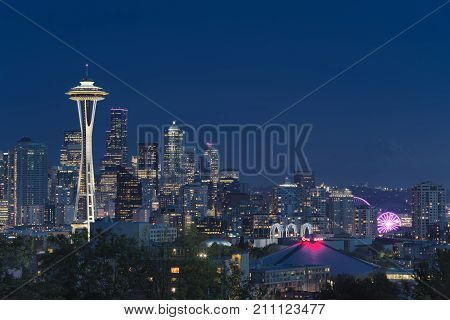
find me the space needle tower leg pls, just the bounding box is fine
[66,65,108,240]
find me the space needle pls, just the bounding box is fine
[66,65,107,233]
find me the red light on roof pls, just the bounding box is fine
[301,236,323,242]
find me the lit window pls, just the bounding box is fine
[171,267,180,274]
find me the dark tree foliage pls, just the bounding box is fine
[319,273,400,300]
[0,230,250,300]
[0,236,36,299]
[414,249,450,300]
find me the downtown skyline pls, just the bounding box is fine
[1,1,450,303]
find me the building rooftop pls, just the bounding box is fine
[252,240,378,277]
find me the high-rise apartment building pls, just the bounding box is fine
[411,181,446,240]
[293,171,315,222]
[353,201,376,238]
[328,189,354,235]
[310,185,329,234]
[275,179,300,218]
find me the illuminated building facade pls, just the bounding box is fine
[66,72,108,223]
[217,169,240,214]
[328,189,354,235]
[0,199,8,226]
[182,182,208,220]
[310,185,329,233]
[222,192,251,237]
[0,153,9,225]
[100,108,128,169]
[399,214,412,228]
[91,219,177,244]
[9,138,48,226]
[275,179,300,218]
[252,214,274,238]
[97,166,119,217]
[251,265,330,298]
[411,181,446,240]
[0,153,8,203]
[203,144,219,210]
[183,147,197,185]
[54,168,77,225]
[137,142,159,208]
[115,166,142,221]
[196,216,222,236]
[59,130,81,168]
[162,121,184,208]
[353,200,376,238]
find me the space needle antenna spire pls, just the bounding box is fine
[85,63,89,79]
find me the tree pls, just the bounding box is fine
[319,273,400,299]
[414,249,450,299]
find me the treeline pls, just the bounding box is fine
[0,231,248,299]
[0,233,449,299]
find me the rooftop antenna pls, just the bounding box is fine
[85,63,89,79]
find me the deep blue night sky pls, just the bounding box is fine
[1,0,450,187]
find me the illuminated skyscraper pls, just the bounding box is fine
[115,166,142,221]
[59,130,81,168]
[66,69,108,223]
[162,121,184,208]
[0,152,8,202]
[310,185,329,233]
[98,109,128,215]
[182,182,208,220]
[0,151,8,225]
[183,147,197,185]
[293,171,315,193]
[137,142,159,208]
[54,168,77,225]
[97,165,119,217]
[203,144,219,210]
[218,169,240,214]
[275,178,300,218]
[293,171,314,225]
[0,200,8,226]
[9,138,48,226]
[100,108,128,170]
